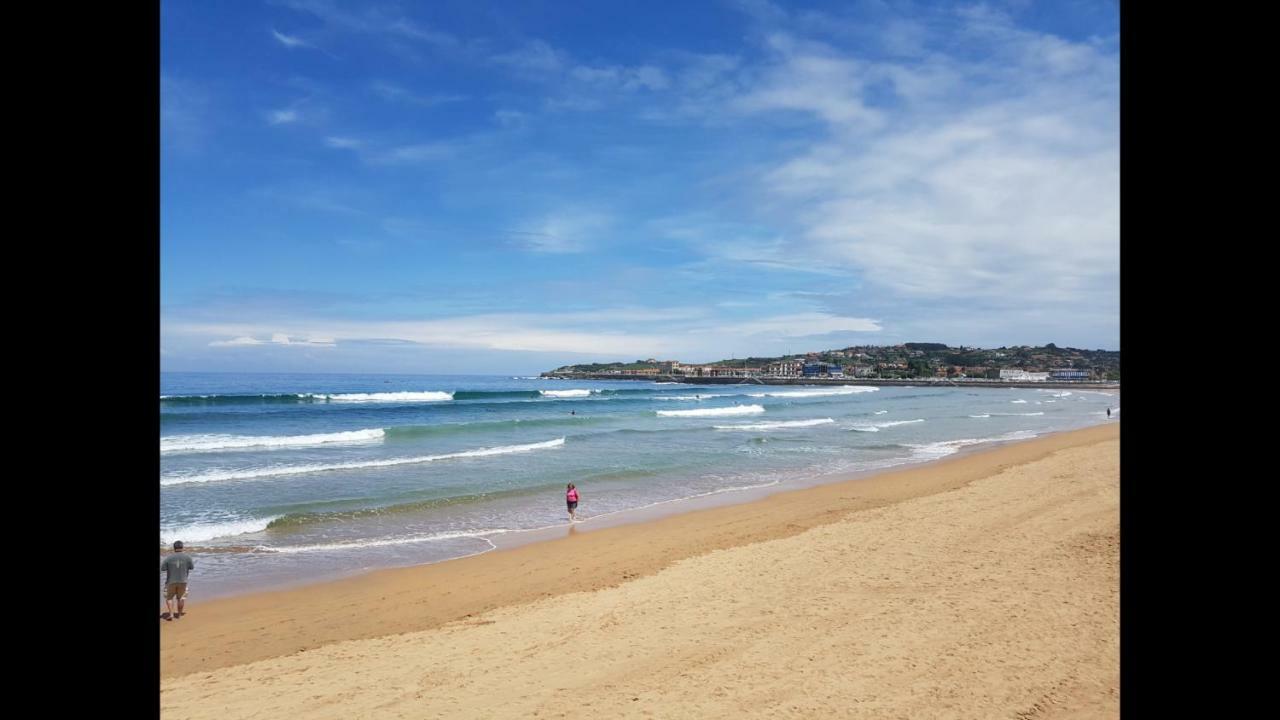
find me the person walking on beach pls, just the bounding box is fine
[566,483,580,522]
[161,541,195,621]
[1107,407,1111,418]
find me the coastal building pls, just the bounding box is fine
[622,368,660,376]
[1000,369,1050,382]
[803,362,843,377]
[1050,368,1091,380]
[765,360,804,376]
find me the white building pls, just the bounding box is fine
[999,369,1050,382]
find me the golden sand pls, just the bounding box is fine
[161,423,1118,719]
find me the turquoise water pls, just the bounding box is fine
[160,372,1118,598]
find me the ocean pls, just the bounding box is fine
[160,372,1119,599]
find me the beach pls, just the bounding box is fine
[160,422,1118,718]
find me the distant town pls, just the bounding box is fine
[544,343,1120,384]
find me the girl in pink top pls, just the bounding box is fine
[566,483,580,522]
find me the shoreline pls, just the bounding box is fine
[160,422,1118,680]
[540,373,1119,390]
[164,423,1076,600]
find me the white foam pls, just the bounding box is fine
[657,405,765,418]
[906,430,1039,460]
[1011,399,1028,404]
[990,411,1045,416]
[160,516,281,544]
[714,418,835,431]
[655,395,709,401]
[874,410,889,415]
[159,438,566,486]
[260,528,511,554]
[747,386,878,398]
[968,414,991,418]
[540,389,596,398]
[848,418,926,432]
[160,429,385,454]
[325,391,454,403]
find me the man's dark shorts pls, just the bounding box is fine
[165,582,188,600]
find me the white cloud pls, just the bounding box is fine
[180,305,878,361]
[209,333,335,348]
[209,336,264,347]
[571,64,670,91]
[724,313,881,337]
[368,142,458,165]
[268,108,299,125]
[324,136,364,149]
[272,29,311,49]
[509,211,613,254]
[492,40,566,74]
[734,35,883,129]
[716,7,1118,344]
[370,81,466,106]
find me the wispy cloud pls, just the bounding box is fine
[711,3,1118,340]
[267,108,300,125]
[161,75,212,152]
[370,81,466,106]
[280,0,466,58]
[272,28,312,49]
[371,142,457,165]
[491,39,566,74]
[324,136,364,149]
[178,304,880,361]
[210,333,335,348]
[508,211,613,254]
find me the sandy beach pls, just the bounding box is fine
[161,422,1118,718]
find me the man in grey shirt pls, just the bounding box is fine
[161,541,195,621]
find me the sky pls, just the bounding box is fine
[161,0,1119,375]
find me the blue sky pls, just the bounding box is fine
[161,0,1119,374]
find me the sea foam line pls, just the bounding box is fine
[258,528,512,554]
[747,386,879,398]
[657,404,765,418]
[160,429,385,454]
[161,516,282,544]
[160,437,566,486]
[540,389,598,398]
[714,418,835,431]
[325,391,454,403]
[258,476,790,554]
[847,418,926,432]
[905,430,1040,460]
